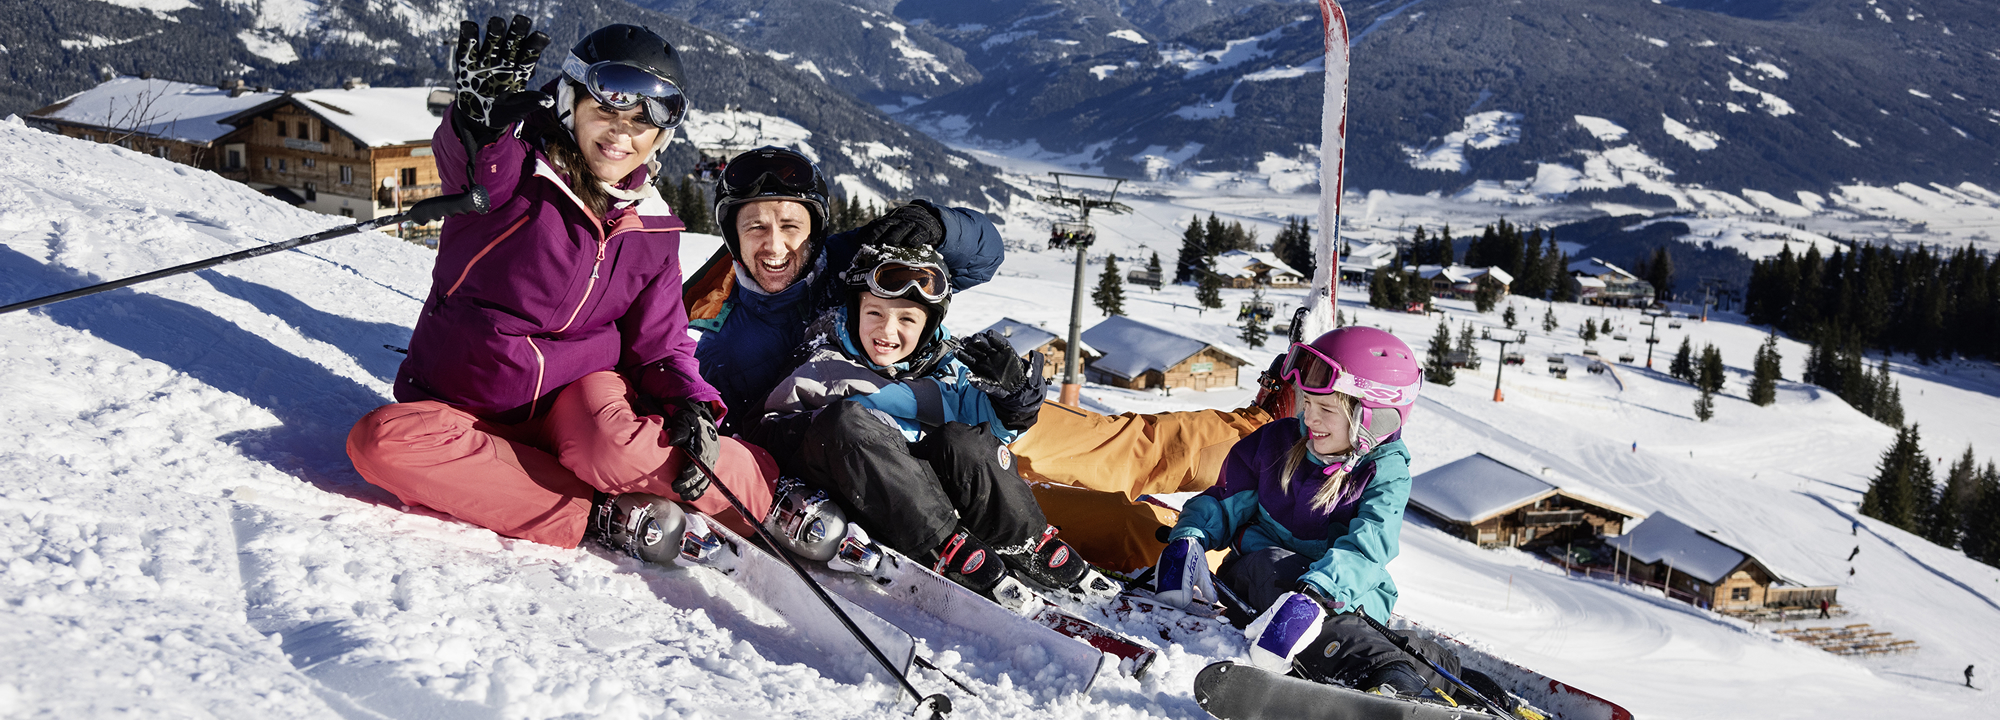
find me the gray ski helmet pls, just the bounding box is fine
[842,244,953,371]
[557,24,688,133]
[714,146,830,258]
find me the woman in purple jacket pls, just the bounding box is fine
[346,18,775,552]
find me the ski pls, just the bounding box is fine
[1299,0,1352,341]
[1389,618,1632,720]
[632,511,918,688]
[1195,661,1512,720]
[1051,585,1231,646]
[800,538,1160,693]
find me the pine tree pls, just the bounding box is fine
[1870,358,1904,427]
[1967,462,2000,566]
[1148,251,1163,277]
[1175,217,1208,284]
[1930,446,1980,549]
[1670,337,1694,382]
[1424,319,1456,386]
[674,176,714,234]
[1503,305,1519,329]
[1240,285,1270,348]
[1092,255,1125,316]
[1474,276,1500,312]
[1541,306,1558,333]
[1196,264,1224,309]
[1694,390,1715,422]
[1456,322,1482,370]
[1647,246,1675,302]
[1204,213,1229,255]
[1862,424,1929,532]
[1580,319,1598,343]
[1698,344,1726,394]
[1750,334,1781,406]
[1272,216,1316,279]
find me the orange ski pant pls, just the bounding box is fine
[347,371,776,548]
[1011,402,1271,572]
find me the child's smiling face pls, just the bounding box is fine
[856,293,928,366]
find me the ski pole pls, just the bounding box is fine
[683,454,954,719]
[0,186,490,316]
[1351,607,1514,718]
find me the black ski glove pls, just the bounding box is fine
[665,399,720,501]
[856,202,945,249]
[958,329,1028,394]
[451,15,552,146]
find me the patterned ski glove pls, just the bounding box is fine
[957,329,1027,394]
[664,399,720,501]
[1245,589,1334,673]
[857,202,945,249]
[451,15,552,136]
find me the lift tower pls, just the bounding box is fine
[1040,172,1131,406]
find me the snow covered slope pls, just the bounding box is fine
[3,117,1998,719]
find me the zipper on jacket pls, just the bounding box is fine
[555,236,608,333]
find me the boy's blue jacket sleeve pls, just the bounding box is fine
[924,199,1003,291]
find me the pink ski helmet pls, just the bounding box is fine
[1280,326,1421,453]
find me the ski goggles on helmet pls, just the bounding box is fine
[721,150,821,196]
[563,53,688,129]
[1281,341,1417,406]
[864,260,950,302]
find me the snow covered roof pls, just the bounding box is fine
[1568,257,1640,280]
[1081,316,1247,380]
[1215,249,1303,279]
[1416,264,1514,285]
[223,86,440,147]
[979,317,1094,358]
[1408,453,1643,526]
[1346,241,1398,261]
[28,77,282,144]
[1575,277,1608,289]
[1605,512,1780,586]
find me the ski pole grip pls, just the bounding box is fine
[401,185,491,226]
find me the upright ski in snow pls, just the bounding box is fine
[1299,0,1351,341]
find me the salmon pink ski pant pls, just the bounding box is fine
[348,371,776,547]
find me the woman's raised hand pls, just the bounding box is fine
[451,15,553,134]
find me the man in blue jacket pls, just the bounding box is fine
[681,146,1003,435]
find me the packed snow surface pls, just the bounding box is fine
[5,116,2000,719]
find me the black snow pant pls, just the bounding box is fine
[794,400,1046,561]
[1221,547,1461,696]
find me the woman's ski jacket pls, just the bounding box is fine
[393,109,714,425]
[1169,419,1412,621]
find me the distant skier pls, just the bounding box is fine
[1848,546,1860,562]
[1818,598,1830,619]
[1151,327,1455,698]
[1967,664,1976,688]
[752,245,1099,598]
[346,18,779,557]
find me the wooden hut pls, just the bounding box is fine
[1407,453,1640,548]
[978,317,1095,383]
[1606,512,1836,613]
[1080,316,1249,391]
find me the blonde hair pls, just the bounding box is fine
[1278,390,1377,513]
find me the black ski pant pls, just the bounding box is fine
[794,400,1046,561]
[1221,547,1460,695]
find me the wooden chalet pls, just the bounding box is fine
[1606,512,1837,613]
[25,76,281,171]
[1408,453,1641,548]
[1080,316,1249,391]
[1212,250,1305,288]
[1568,257,1656,308]
[217,83,444,221]
[1415,264,1514,299]
[979,317,1096,383]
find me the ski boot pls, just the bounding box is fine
[589,492,687,567]
[997,525,1121,600]
[929,527,1042,613]
[762,478,848,562]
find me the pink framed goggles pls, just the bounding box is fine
[1280,341,1418,407]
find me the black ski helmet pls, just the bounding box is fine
[558,25,687,133]
[840,244,953,375]
[714,146,830,259]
